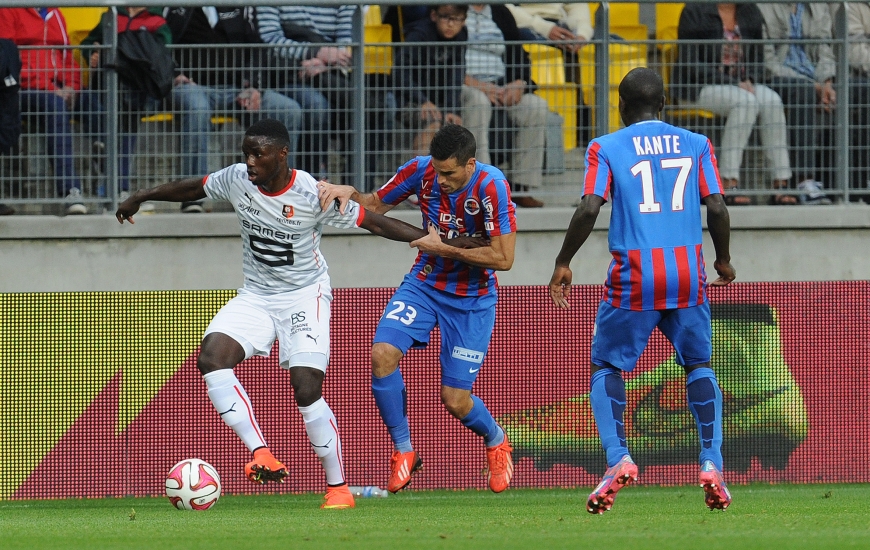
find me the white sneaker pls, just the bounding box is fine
[797,180,832,205]
[65,188,87,215]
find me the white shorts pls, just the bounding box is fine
[204,284,332,371]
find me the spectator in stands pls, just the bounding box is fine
[829,2,870,201]
[507,3,592,51]
[463,4,549,207]
[257,4,395,190]
[394,4,468,156]
[0,7,87,215]
[164,6,303,213]
[255,5,347,181]
[79,7,173,206]
[674,3,794,205]
[758,2,835,204]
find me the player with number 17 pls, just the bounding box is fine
[548,68,737,514]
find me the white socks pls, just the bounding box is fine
[204,370,346,485]
[299,398,345,485]
[204,369,267,452]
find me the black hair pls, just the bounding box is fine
[431,4,469,15]
[245,119,291,148]
[429,123,476,164]
[618,67,665,112]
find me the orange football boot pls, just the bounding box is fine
[244,447,288,484]
[387,450,422,493]
[321,484,356,509]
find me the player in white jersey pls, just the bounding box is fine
[116,119,430,509]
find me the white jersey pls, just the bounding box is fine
[203,164,363,294]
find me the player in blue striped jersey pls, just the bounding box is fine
[548,68,736,513]
[318,124,517,494]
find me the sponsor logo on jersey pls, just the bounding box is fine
[485,221,494,231]
[277,217,302,226]
[283,205,294,219]
[482,196,494,217]
[451,346,484,364]
[464,198,480,215]
[423,264,433,274]
[238,203,261,216]
[439,212,464,228]
[241,220,300,240]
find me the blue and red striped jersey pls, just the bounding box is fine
[583,119,724,311]
[377,156,517,296]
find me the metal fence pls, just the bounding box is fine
[1,3,868,215]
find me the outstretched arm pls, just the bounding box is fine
[549,194,604,309]
[702,193,736,286]
[359,209,427,242]
[116,178,207,224]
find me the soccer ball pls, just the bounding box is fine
[165,458,222,510]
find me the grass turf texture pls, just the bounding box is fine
[1,485,868,549]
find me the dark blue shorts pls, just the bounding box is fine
[590,300,712,372]
[373,274,497,390]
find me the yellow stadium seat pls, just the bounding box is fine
[60,7,107,46]
[140,113,237,126]
[589,3,648,57]
[364,5,382,26]
[655,3,684,44]
[579,42,647,135]
[363,23,393,75]
[524,44,578,150]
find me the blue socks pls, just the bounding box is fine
[686,367,724,471]
[589,366,629,468]
[372,370,413,452]
[373,372,505,450]
[460,395,505,447]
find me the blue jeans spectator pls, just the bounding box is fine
[20,90,82,197]
[172,82,303,178]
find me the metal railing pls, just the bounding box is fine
[1,3,868,214]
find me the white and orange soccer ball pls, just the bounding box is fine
[165,458,222,510]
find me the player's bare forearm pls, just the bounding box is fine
[444,235,489,249]
[360,210,427,242]
[554,194,602,267]
[703,193,736,285]
[413,229,515,271]
[136,178,206,204]
[116,178,206,224]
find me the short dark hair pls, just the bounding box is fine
[618,67,665,111]
[245,119,291,148]
[431,4,469,16]
[429,123,476,164]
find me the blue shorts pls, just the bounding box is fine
[373,274,497,390]
[590,301,712,372]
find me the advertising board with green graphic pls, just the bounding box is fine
[2,283,867,499]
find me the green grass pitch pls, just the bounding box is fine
[1,485,868,549]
